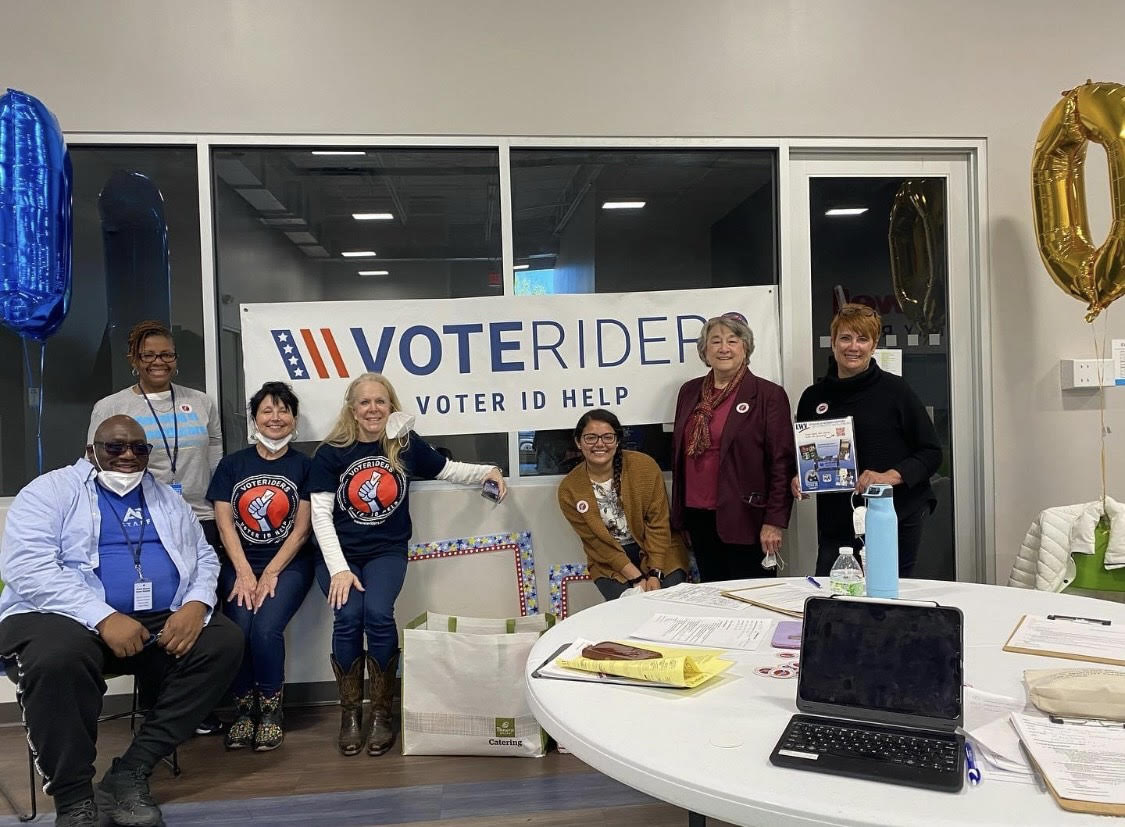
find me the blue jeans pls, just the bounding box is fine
[220,553,315,695]
[315,552,408,671]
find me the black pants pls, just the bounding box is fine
[684,508,776,583]
[592,542,688,600]
[0,609,243,809]
[815,505,930,578]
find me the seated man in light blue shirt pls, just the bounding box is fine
[0,415,243,827]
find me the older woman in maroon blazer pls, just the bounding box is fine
[670,312,795,582]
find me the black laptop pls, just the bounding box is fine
[769,596,965,792]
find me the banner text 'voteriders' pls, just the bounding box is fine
[241,285,780,440]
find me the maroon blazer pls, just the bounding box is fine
[670,372,796,545]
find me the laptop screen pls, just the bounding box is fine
[797,598,963,725]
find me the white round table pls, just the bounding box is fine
[524,579,1125,826]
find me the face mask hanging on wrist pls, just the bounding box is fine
[762,551,786,572]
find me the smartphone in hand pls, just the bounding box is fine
[481,479,502,502]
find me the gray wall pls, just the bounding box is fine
[1,0,1124,614]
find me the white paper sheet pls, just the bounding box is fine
[1006,615,1125,664]
[1011,712,1125,804]
[630,613,772,650]
[642,583,748,611]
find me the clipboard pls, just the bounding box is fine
[1019,736,1125,816]
[529,643,690,689]
[720,582,809,618]
[1002,615,1125,667]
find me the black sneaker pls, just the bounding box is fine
[193,713,224,736]
[55,798,98,827]
[95,759,164,827]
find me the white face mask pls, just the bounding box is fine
[253,431,293,453]
[91,453,144,496]
[384,411,415,440]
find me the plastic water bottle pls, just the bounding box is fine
[863,483,899,598]
[829,548,865,596]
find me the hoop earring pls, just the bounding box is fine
[130,366,138,377]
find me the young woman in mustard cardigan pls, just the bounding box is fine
[557,409,690,599]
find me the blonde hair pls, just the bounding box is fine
[320,372,409,474]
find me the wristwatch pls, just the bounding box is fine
[626,574,646,586]
[647,569,663,580]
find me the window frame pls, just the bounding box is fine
[41,134,987,504]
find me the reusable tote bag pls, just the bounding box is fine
[401,628,547,757]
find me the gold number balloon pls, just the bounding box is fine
[1032,81,1125,321]
[889,179,946,335]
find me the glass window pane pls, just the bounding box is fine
[0,146,201,494]
[808,177,953,580]
[212,146,507,471]
[511,147,778,475]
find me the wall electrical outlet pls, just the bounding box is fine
[1060,358,1115,390]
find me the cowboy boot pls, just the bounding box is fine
[331,654,365,756]
[253,688,284,752]
[224,688,257,751]
[366,651,399,756]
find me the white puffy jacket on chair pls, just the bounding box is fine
[1009,498,1125,590]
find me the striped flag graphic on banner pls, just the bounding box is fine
[271,329,351,380]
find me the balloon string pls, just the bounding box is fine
[1092,313,1109,513]
[20,339,46,476]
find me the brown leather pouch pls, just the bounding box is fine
[581,641,661,660]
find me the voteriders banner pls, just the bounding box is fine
[241,285,779,440]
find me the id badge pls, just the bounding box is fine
[133,579,153,612]
[170,482,183,496]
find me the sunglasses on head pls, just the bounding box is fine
[95,441,153,457]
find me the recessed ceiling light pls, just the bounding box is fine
[311,150,366,156]
[513,264,530,271]
[358,270,390,276]
[602,201,646,210]
[341,250,377,258]
[352,212,394,221]
[825,207,868,216]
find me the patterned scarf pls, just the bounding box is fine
[685,364,748,457]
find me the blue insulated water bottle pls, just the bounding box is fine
[862,483,899,598]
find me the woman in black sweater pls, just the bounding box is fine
[792,304,942,576]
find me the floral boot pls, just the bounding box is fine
[254,688,284,751]
[224,690,257,750]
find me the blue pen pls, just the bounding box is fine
[806,576,822,589]
[964,742,981,785]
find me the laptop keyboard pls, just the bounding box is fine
[781,719,960,773]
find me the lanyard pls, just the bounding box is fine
[98,485,149,578]
[139,384,179,476]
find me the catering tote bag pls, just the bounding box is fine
[401,628,547,757]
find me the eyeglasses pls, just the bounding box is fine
[137,351,178,363]
[580,433,618,446]
[95,441,153,457]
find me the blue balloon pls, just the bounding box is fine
[0,88,73,341]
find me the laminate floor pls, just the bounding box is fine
[0,707,736,826]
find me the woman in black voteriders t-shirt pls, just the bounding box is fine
[206,381,314,753]
[791,304,942,578]
[308,372,507,758]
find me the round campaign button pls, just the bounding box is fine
[735,402,750,414]
[815,402,829,414]
[755,666,775,677]
[576,500,589,514]
[778,651,799,659]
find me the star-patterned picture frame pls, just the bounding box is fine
[406,530,539,616]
